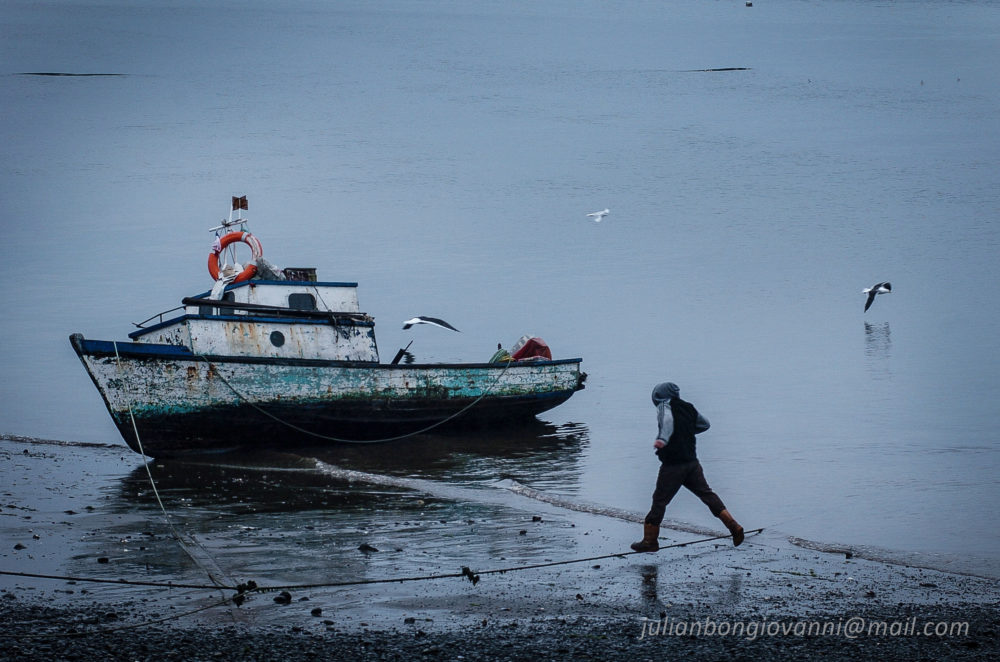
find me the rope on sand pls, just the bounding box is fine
[0,527,764,594]
[260,527,765,591]
[113,342,239,594]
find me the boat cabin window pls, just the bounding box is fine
[199,291,235,316]
[288,293,317,311]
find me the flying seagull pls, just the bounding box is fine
[402,316,460,332]
[862,282,891,312]
[586,208,610,222]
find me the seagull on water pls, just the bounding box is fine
[586,208,610,222]
[862,282,891,312]
[402,316,460,332]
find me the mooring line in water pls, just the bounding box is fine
[257,528,765,593]
[112,342,243,598]
[193,353,513,444]
[0,569,234,591]
[0,528,762,596]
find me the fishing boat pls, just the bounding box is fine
[70,198,586,457]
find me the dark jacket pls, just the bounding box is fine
[651,382,710,464]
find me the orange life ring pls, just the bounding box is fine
[208,231,263,283]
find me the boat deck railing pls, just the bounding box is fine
[132,306,184,328]
[180,297,372,323]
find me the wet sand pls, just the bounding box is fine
[1,436,997,660]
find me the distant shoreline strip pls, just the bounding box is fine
[0,433,117,449]
[681,67,750,72]
[17,72,126,77]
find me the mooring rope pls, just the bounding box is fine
[193,353,513,444]
[112,342,241,594]
[256,528,765,592]
[0,528,763,595]
[0,570,237,591]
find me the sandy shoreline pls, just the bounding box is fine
[2,436,998,659]
[1,593,997,660]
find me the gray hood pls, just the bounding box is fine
[651,382,680,406]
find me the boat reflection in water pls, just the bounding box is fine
[96,421,592,604]
[120,419,589,507]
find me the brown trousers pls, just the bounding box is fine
[644,459,727,525]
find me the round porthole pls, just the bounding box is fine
[270,331,285,347]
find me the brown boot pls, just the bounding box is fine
[630,523,660,552]
[718,510,744,547]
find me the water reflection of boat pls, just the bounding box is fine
[118,421,589,513]
[101,423,593,606]
[70,199,586,458]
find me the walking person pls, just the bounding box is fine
[631,382,744,552]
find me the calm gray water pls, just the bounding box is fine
[1,0,998,575]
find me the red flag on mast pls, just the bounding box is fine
[232,196,248,211]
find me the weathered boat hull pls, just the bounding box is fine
[70,334,585,457]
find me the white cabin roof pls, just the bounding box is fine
[189,279,362,313]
